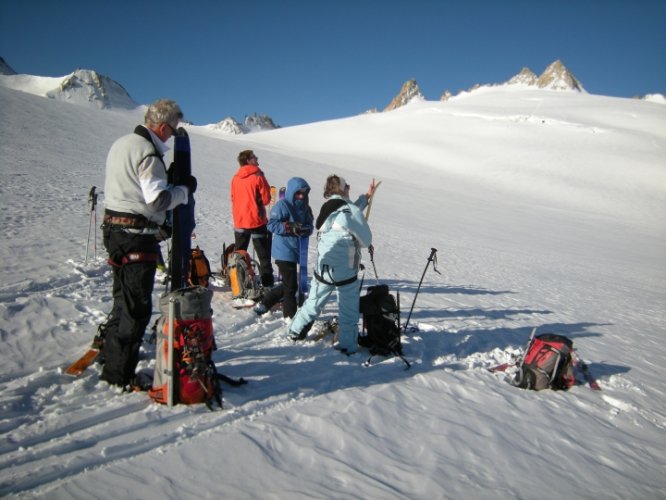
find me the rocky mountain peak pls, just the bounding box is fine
[507,67,538,86]
[45,68,138,109]
[243,113,279,132]
[536,60,584,91]
[207,113,279,134]
[384,79,424,111]
[0,56,17,75]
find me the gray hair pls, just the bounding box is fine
[144,99,183,127]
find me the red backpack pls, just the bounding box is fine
[513,333,576,391]
[149,287,222,409]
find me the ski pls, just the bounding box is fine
[231,298,257,309]
[169,127,195,291]
[218,373,248,387]
[487,362,513,373]
[365,180,382,220]
[279,186,286,200]
[64,348,100,376]
[298,236,309,296]
[576,358,601,390]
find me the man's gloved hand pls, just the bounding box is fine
[186,175,197,194]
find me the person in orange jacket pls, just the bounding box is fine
[231,150,274,287]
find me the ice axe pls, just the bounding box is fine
[403,247,440,334]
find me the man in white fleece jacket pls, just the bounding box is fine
[100,99,195,388]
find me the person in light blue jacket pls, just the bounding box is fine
[289,175,376,354]
[255,177,314,318]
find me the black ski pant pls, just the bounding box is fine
[234,226,274,287]
[100,229,158,387]
[261,260,303,318]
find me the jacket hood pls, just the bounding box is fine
[285,177,310,204]
[236,164,264,179]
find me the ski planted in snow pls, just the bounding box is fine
[279,186,286,200]
[298,235,309,297]
[169,128,195,291]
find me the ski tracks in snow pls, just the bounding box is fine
[0,263,658,496]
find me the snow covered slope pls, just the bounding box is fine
[0,83,665,499]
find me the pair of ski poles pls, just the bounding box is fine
[363,246,440,334]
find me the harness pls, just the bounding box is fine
[103,209,159,231]
[108,251,160,268]
[313,203,358,287]
[314,266,358,287]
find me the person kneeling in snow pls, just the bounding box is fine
[288,175,375,353]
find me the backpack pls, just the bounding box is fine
[149,286,222,409]
[359,285,408,367]
[513,333,576,391]
[188,246,212,288]
[220,243,236,284]
[227,249,263,300]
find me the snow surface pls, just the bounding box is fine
[0,82,665,499]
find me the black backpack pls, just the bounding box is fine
[359,285,409,368]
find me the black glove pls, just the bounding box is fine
[285,222,307,236]
[186,175,197,194]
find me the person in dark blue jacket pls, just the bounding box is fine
[254,177,314,318]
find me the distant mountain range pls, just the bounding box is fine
[1,56,663,130]
[386,60,586,111]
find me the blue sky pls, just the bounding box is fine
[1,0,664,127]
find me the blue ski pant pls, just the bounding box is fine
[290,275,361,352]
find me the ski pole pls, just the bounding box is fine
[368,245,379,283]
[85,186,97,264]
[510,327,537,387]
[403,247,440,334]
[92,187,98,260]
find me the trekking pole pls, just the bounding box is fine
[403,248,441,334]
[368,245,379,283]
[85,186,98,264]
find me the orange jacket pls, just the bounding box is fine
[231,164,272,229]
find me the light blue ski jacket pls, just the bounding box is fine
[315,194,372,284]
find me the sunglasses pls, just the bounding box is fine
[294,190,309,200]
[165,122,179,136]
